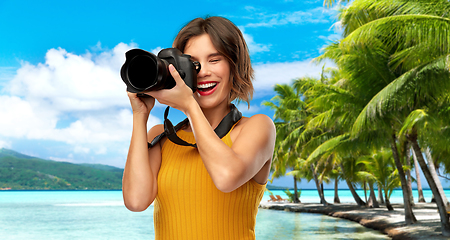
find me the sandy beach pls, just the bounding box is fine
[260,201,449,240]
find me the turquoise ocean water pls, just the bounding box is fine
[1,189,437,239]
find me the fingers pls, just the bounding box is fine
[127,91,141,102]
[142,95,155,107]
[127,91,153,101]
[146,64,185,99]
[145,64,181,98]
[127,90,155,112]
[127,91,136,98]
[168,64,185,86]
[127,91,146,101]
[143,64,195,111]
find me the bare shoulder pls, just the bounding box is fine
[231,114,275,141]
[147,124,164,139]
[237,114,275,130]
[147,124,166,148]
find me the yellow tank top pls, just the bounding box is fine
[154,126,266,240]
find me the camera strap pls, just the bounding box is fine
[148,104,242,148]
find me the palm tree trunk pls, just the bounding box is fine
[363,181,368,204]
[345,179,365,206]
[311,164,328,205]
[378,184,385,204]
[384,189,394,211]
[340,163,365,206]
[293,176,300,203]
[425,148,449,207]
[368,182,379,208]
[411,147,426,203]
[405,146,415,206]
[334,178,340,204]
[321,182,324,194]
[409,136,450,236]
[390,134,417,224]
[321,182,326,203]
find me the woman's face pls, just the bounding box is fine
[183,34,232,110]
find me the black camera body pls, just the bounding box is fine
[120,48,201,93]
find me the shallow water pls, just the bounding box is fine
[256,209,389,239]
[0,191,391,239]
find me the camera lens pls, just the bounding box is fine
[121,48,197,93]
[127,55,158,91]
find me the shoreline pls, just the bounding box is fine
[259,201,448,240]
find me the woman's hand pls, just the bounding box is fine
[147,64,196,114]
[123,93,161,212]
[127,91,155,118]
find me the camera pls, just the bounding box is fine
[120,48,201,93]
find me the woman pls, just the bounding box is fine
[123,16,276,239]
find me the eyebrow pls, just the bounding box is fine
[189,52,223,61]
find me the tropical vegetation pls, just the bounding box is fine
[267,0,450,236]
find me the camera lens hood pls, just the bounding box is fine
[120,49,168,93]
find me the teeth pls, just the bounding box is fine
[197,82,217,89]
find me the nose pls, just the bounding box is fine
[196,61,210,78]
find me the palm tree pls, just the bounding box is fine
[411,148,426,203]
[263,84,307,203]
[292,66,372,206]
[399,109,450,207]
[359,148,400,210]
[287,158,330,205]
[315,0,450,227]
[338,0,450,234]
[292,70,362,205]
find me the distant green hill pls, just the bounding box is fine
[0,148,123,190]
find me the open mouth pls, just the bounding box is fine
[197,82,218,95]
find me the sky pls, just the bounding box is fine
[0,0,349,188]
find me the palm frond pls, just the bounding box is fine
[306,134,349,162]
[352,54,450,135]
[340,0,450,36]
[341,15,450,56]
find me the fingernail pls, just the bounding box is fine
[169,64,175,72]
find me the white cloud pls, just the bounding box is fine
[0,43,162,159]
[74,146,91,154]
[318,33,342,42]
[240,28,270,54]
[236,103,261,114]
[7,43,136,112]
[95,147,107,155]
[245,7,334,28]
[0,95,58,138]
[48,156,74,163]
[0,139,11,149]
[0,95,160,149]
[252,59,335,95]
[151,47,163,55]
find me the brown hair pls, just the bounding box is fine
[173,16,254,106]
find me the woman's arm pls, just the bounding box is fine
[149,66,276,193]
[122,92,163,211]
[185,102,276,192]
